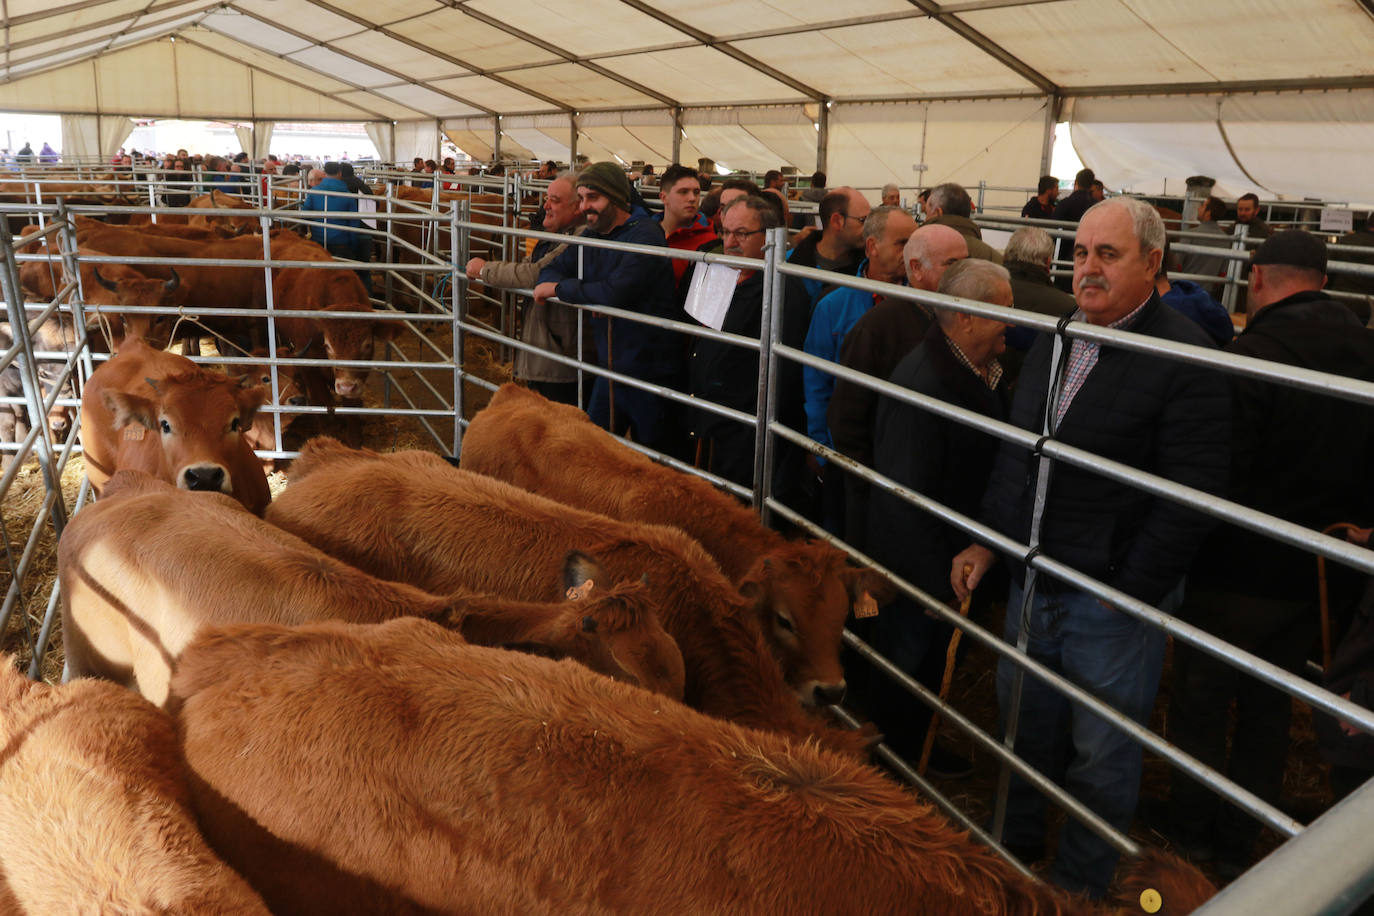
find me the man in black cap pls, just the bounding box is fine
[1157,230,1374,878]
[534,161,682,453]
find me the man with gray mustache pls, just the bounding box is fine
[949,197,1231,898]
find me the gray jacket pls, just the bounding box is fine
[477,226,587,383]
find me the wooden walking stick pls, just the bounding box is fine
[918,563,974,776]
[1319,522,1371,671]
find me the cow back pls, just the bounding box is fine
[170,617,1176,916]
[0,661,270,915]
[58,469,457,706]
[269,438,862,754]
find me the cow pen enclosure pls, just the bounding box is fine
[3,169,1374,913]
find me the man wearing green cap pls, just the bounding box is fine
[535,161,683,452]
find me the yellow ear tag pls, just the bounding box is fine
[565,579,594,601]
[854,591,879,619]
[1139,888,1162,914]
[122,426,146,441]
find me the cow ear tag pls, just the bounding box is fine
[1139,888,1162,914]
[123,426,146,441]
[566,579,594,601]
[854,591,879,619]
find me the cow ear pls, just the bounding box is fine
[842,567,898,610]
[236,383,269,427]
[737,556,774,614]
[563,550,603,597]
[101,389,157,431]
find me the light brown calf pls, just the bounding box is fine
[169,617,1214,916]
[0,660,270,915]
[79,338,271,514]
[268,437,864,756]
[461,382,894,706]
[60,470,681,704]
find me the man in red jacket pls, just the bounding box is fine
[656,163,718,287]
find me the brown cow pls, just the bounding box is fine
[462,383,896,706]
[60,469,682,704]
[267,437,865,757]
[168,616,1215,916]
[186,188,258,235]
[269,233,401,444]
[79,338,271,514]
[0,660,271,915]
[0,309,80,463]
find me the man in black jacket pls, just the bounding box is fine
[1160,231,1374,877]
[686,196,809,487]
[867,258,1013,769]
[951,197,1231,898]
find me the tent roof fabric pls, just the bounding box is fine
[0,0,1369,121]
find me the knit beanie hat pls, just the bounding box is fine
[576,161,630,211]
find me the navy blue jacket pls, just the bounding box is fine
[538,212,681,382]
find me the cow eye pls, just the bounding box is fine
[229,416,241,433]
[159,418,171,434]
[775,613,795,633]
[260,375,271,385]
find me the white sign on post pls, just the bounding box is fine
[358,196,378,230]
[1320,208,1355,234]
[683,263,740,331]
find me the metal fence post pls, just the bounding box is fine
[454,199,469,454]
[54,199,95,382]
[753,227,786,523]
[258,216,285,460]
[0,238,65,534]
[990,324,1071,842]
[1222,223,1249,314]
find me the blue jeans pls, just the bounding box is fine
[995,579,1175,897]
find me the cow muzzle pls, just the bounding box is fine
[334,378,362,398]
[805,680,847,708]
[180,463,230,494]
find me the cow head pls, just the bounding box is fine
[92,266,180,349]
[240,351,307,468]
[101,370,267,496]
[558,551,686,700]
[317,298,401,399]
[738,542,896,708]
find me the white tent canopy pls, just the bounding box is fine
[0,0,1370,199]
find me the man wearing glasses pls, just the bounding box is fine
[787,187,871,308]
[685,197,809,487]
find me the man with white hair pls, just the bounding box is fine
[923,182,1002,264]
[880,183,900,207]
[867,258,1013,771]
[951,196,1230,898]
[828,222,967,549]
[1000,226,1077,383]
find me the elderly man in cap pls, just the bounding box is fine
[951,196,1231,898]
[1156,230,1374,879]
[535,162,682,452]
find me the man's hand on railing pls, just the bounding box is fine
[465,257,486,281]
[533,281,558,305]
[951,544,995,602]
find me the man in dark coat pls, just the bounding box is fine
[828,223,966,550]
[952,197,1231,898]
[685,196,809,488]
[1021,175,1059,221]
[1161,230,1374,878]
[1052,168,1097,223]
[867,259,1013,769]
[924,182,1002,264]
[999,226,1077,385]
[536,162,683,453]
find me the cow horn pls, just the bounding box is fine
[144,377,160,394]
[291,334,320,359]
[93,266,119,293]
[163,268,180,293]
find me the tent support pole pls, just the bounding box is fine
[493,116,502,166]
[1039,92,1061,177]
[816,100,830,175]
[569,114,578,167]
[672,107,683,165]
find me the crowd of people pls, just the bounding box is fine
[470,158,1374,899]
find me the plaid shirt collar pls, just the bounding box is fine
[945,336,1004,390]
[1054,295,1152,426]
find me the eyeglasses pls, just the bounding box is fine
[720,228,766,241]
[840,213,866,225]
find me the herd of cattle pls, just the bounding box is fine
[0,190,1219,912]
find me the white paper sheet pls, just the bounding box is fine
[683,262,739,332]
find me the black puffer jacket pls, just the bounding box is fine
[980,294,1231,605]
[1190,290,1374,598]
